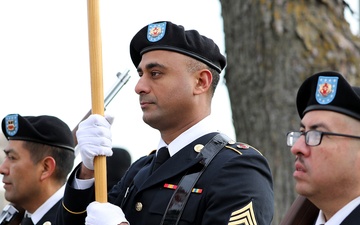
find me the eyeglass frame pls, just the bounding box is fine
[286,130,360,147]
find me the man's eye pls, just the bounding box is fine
[5,155,15,160]
[151,71,161,77]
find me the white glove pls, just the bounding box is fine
[77,114,114,170]
[85,202,129,225]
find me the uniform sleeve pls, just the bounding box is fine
[56,164,95,225]
[202,149,274,225]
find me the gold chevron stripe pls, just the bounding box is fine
[228,201,257,225]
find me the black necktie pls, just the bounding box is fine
[21,216,34,225]
[153,147,170,172]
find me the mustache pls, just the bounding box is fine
[139,96,155,103]
[295,155,304,164]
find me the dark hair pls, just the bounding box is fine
[23,141,75,184]
[209,67,220,95]
[187,58,220,96]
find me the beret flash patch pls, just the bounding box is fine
[316,76,338,105]
[5,114,19,136]
[147,22,166,42]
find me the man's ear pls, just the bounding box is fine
[194,69,212,95]
[40,156,56,181]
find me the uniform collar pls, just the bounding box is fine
[157,116,219,156]
[315,196,360,225]
[26,185,65,224]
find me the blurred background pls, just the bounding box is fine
[0,1,359,223]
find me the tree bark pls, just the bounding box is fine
[220,0,360,224]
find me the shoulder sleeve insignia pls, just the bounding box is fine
[228,201,257,225]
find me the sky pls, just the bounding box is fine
[0,0,234,162]
[0,1,359,162]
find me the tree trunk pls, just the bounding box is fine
[220,0,360,224]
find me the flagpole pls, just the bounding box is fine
[87,0,107,203]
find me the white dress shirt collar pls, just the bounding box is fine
[157,116,219,156]
[315,196,360,225]
[25,185,65,224]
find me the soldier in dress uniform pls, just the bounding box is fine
[287,71,360,224]
[57,21,274,225]
[0,114,75,225]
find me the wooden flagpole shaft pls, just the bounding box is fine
[279,195,319,225]
[87,0,107,203]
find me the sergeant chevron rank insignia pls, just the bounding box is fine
[228,201,257,225]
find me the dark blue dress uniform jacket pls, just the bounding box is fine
[340,204,360,224]
[20,200,61,225]
[311,204,360,225]
[57,133,274,225]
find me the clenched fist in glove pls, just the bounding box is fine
[85,202,129,225]
[77,114,114,170]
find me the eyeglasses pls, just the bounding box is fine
[286,130,360,147]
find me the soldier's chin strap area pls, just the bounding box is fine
[160,133,231,225]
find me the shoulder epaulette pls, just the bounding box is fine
[225,141,263,156]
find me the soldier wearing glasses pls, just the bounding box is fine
[287,71,360,225]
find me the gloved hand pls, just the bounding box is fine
[77,114,114,170]
[85,202,129,225]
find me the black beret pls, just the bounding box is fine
[297,71,360,120]
[130,21,226,73]
[1,114,74,152]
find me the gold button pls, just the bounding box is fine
[194,144,204,152]
[43,222,51,225]
[135,202,143,211]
